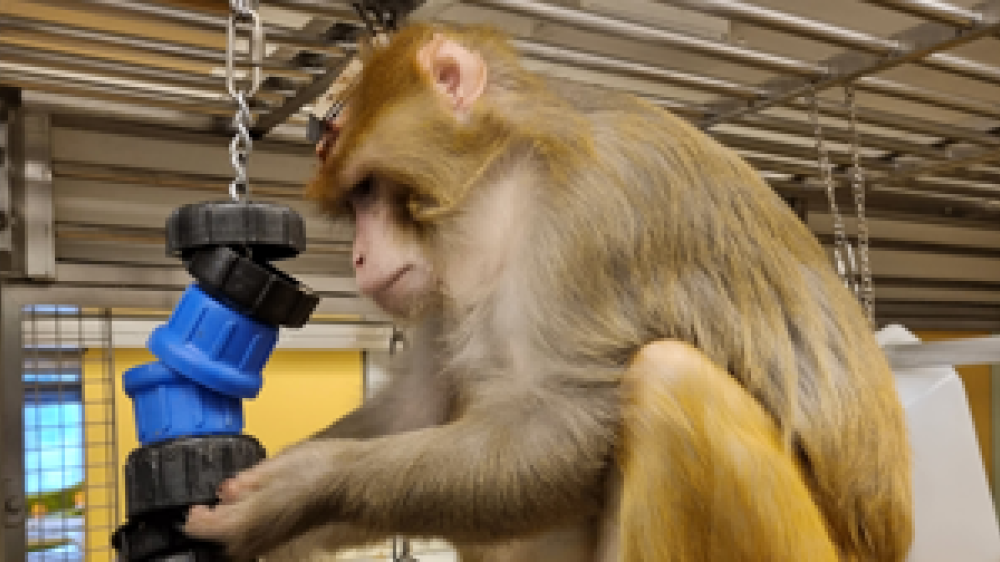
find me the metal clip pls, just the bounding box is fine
[226,9,263,99]
[226,0,264,202]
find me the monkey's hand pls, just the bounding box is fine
[183,439,360,561]
[185,391,615,559]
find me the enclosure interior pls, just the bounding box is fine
[1,0,999,560]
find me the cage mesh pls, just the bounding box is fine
[22,306,117,562]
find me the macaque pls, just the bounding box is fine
[184,24,913,561]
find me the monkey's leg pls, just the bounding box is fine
[617,341,839,562]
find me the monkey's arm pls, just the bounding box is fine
[185,384,617,560]
[311,319,451,440]
[309,356,449,440]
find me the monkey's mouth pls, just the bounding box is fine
[370,265,414,297]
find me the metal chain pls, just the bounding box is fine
[844,84,875,325]
[807,88,857,296]
[226,0,264,202]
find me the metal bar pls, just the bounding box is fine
[18,111,55,280]
[659,0,901,53]
[106,307,120,528]
[49,112,311,152]
[0,91,20,559]
[0,45,288,106]
[263,0,361,20]
[716,104,971,161]
[31,0,345,53]
[883,336,1000,368]
[785,96,1000,148]
[517,40,1000,150]
[855,76,1000,120]
[0,90,14,254]
[908,166,1000,186]
[0,73,241,117]
[52,160,305,197]
[0,62,272,110]
[769,179,1000,217]
[868,185,1000,216]
[498,13,1000,153]
[712,131,897,171]
[924,52,1000,84]
[0,15,316,74]
[751,151,1000,199]
[940,164,1000,185]
[252,54,352,137]
[862,0,987,26]
[0,44,224,91]
[471,0,826,76]
[517,40,767,99]
[641,96,709,119]
[660,0,1000,85]
[738,113,950,159]
[0,284,386,319]
[0,281,25,561]
[703,0,1000,128]
[880,145,1000,182]
[251,0,433,137]
[745,154,835,177]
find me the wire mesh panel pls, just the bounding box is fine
[21,306,117,562]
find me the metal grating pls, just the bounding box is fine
[21,306,117,562]
[0,0,996,207]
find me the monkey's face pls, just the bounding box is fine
[344,173,436,318]
[308,26,501,317]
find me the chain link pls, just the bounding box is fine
[226,0,264,202]
[844,84,875,325]
[807,88,857,296]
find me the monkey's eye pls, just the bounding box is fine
[348,175,377,208]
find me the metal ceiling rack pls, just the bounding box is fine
[0,0,422,136]
[2,0,997,192]
[316,0,1000,368]
[2,0,999,363]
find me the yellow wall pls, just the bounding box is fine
[83,348,364,561]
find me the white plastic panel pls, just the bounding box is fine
[878,324,1000,562]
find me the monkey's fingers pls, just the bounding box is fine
[217,473,261,504]
[183,504,229,539]
[185,494,295,560]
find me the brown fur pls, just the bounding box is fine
[620,341,839,561]
[185,23,912,562]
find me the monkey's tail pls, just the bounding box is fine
[616,342,840,562]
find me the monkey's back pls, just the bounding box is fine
[524,85,913,560]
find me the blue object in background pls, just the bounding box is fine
[124,284,279,446]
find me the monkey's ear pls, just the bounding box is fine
[417,33,488,116]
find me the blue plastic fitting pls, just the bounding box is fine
[149,285,277,399]
[123,284,279,446]
[122,362,243,444]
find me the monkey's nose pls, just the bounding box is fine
[354,254,365,268]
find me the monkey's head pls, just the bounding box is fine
[306,24,542,318]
